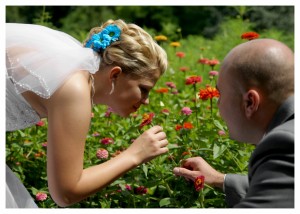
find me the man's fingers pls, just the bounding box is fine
[173,167,194,181]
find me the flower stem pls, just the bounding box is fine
[193,84,199,128]
[210,98,213,118]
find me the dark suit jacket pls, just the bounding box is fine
[224,95,294,208]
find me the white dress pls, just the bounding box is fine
[6,23,101,207]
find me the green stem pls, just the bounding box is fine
[210,98,213,118]
[194,84,199,128]
[163,179,173,197]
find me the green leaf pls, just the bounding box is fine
[159,197,171,207]
[213,143,227,159]
[142,163,148,178]
[213,119,224,131]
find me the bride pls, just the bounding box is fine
[6,19,169,208]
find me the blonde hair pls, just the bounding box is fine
[84,19,168,79]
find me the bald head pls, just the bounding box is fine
[221,39,294,104]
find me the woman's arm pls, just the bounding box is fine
[46,72,168,207]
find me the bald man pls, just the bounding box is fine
[173,39,294,208]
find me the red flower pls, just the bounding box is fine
[140,112,155,128]
[175,124,183,131]
[134,186,148,194]
[100,137,114,145]
[180,66,189,72]
[183,122,193,129]
[176,52,186,58]
[155,88,169,93]
[198,86,220,100]
[241,32,260,40]
[194,176,205,191]
[185,76,202,85]
[207,59,220,67]
[36,120,45,126]
[198,58,209,65]
[161,108,170,115]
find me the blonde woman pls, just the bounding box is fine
[6,19,169,208]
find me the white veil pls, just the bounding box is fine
[6,23,100,99]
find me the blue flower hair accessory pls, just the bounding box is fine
[85,24,121,52]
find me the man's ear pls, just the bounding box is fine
[243,89,260,119]
[109,66,122,82]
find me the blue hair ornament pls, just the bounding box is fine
[85,24,121,52]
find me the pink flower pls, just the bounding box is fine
[125,184,132,191]
[105,106,114,117]
[218,130,226,136]
[92,132,100,137]
[96,148,109,159]
[100,137,114,145]
[41,142,48,147]
[209,70,219,76]
[171,89,179,95]
[181,107,192,115]
[36,192,47,201]
[165,82,176,89]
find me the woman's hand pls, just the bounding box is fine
[173,157,225,189]
[126,125,169,165]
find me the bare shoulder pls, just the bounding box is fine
[48,70,91,106]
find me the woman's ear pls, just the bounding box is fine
[243,89,260,119]
[109,66,122,81]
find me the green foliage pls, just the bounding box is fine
[6,6,294,40]
[5,7,293,208]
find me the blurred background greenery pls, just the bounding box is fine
[6,6,294,49]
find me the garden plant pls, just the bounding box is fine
[5,10,294,208]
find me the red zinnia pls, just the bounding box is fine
[198,86,220,100]
[100,137,114,145]
[198,58,209,65]
[185,76,202,85]
[207,59,220,67]
[241,32,260,40]
[161,108,170,115]
[194,176,205,191]
[183,122,193,129]
[175,124,183,131]
[155,88,169,93]
[36,120,45,126]
[140,112,155,128]
[134,186,148,195]
[180,66,189,72]
[176,52,186,58]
